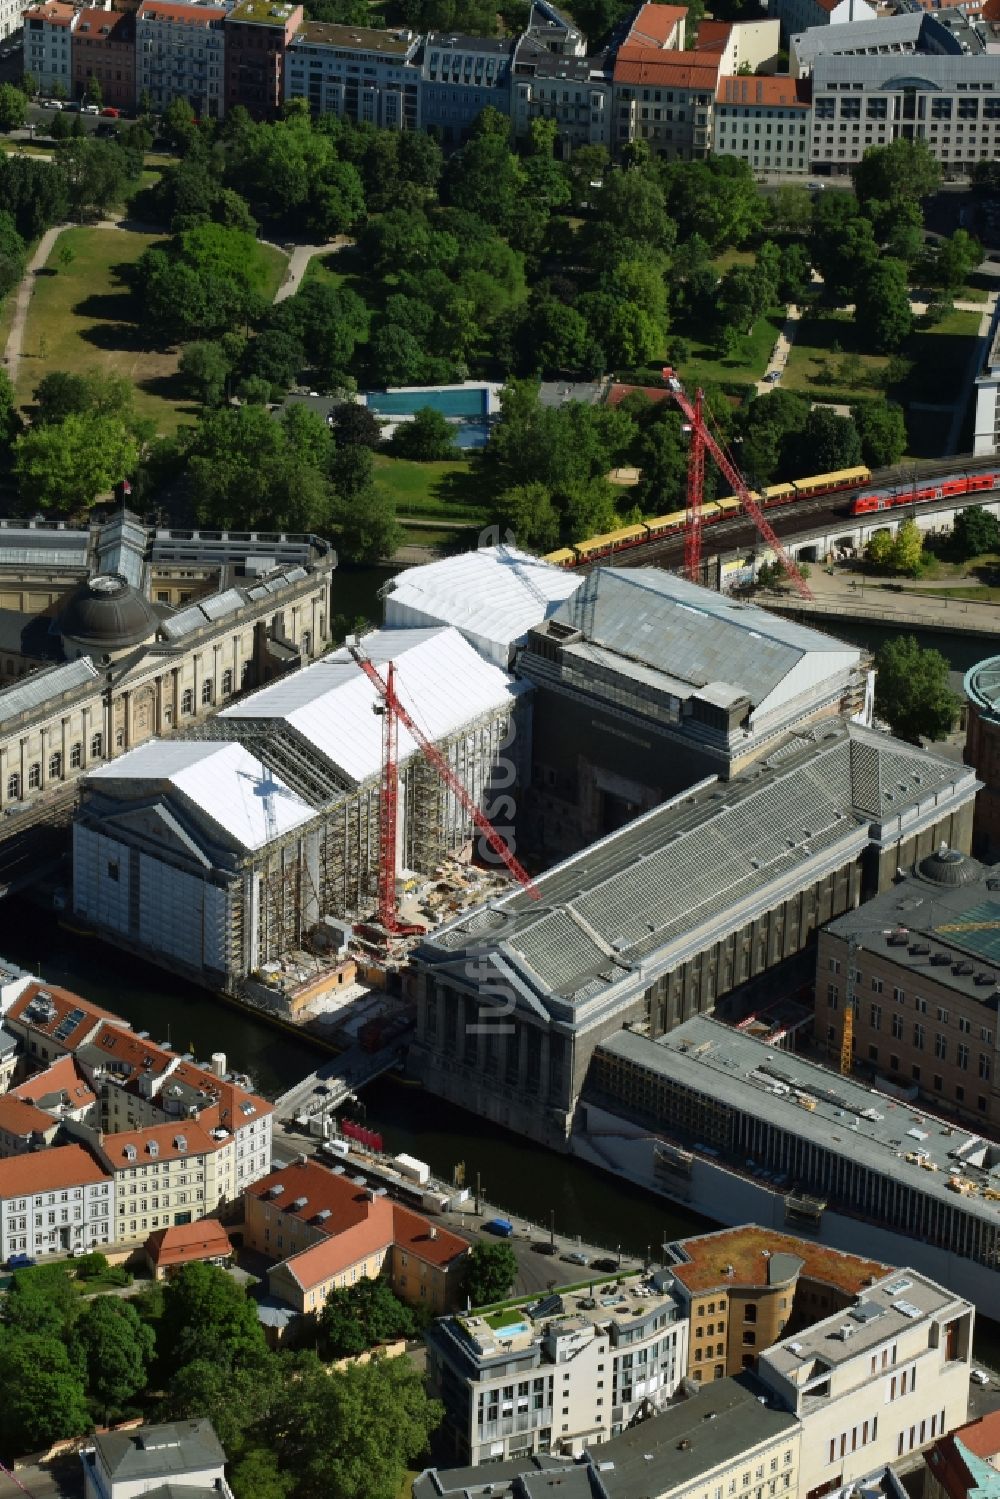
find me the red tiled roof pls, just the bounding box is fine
[624,1,687,47]
[0,1143,107,1194]
[280,1212,395,1291]
[391,1203,467,1269]
[23,2,76,23]
[13,1055,96,1111]
[670,1226,890,1295]
[0,1095,57,1138]
[90,1025,175,1079]
[90,1034,272,1127]
[953,1410,1000,1462]
[696,19,732,49]
[136,0,226,19]
[145,1218,232,1268]
[6,983,118,1050]
[101,1119,219,1169]
[249,1160,389,1235]
[614,49,723,86]
[716,74,810,107]
[74,6,133,35]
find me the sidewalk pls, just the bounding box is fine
[764,568,1000,634]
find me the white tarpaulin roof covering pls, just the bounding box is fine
[87,739,314,852]
[220,626,519,785]
[382,546,582,666]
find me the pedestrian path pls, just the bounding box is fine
[2,223,64,390]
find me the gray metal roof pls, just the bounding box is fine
[793,12,923,62]
[547,570,857,713]
[0,659,98,725]
[597,1018,1000,1223]
[93,1422,226,1482]
[814,49,1000,84]
[418,723,973,1015]
[94,512,148,591]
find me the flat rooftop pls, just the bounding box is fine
[291,18,413,51]
[596,1018,1000,1223]
[764,1268,962,1379]
[455,1272,679,1358]
[668,1224,889,1297]
[825,849,1000,1004]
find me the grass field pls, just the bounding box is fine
[782,306,980,406]
[14,224,197,433]
[677,307,785,390]
[373,453,489,522]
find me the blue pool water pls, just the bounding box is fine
[367,387,489,419]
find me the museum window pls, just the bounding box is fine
[201,678,214,705]
[28,764,40,789]
[222,669,233,696]
[182,689,194,715]
[6,773,18,800]
[70,743,82,769]
[90,733,102,757]
[48,752,61,779]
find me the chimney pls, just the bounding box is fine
[430,1226,438,1239]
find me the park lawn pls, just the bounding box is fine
[254,240,290,303]
[373,452,490,522]
[781,309,888,396]
[712,248,757,273]
[677,307,785,390]
[14,224,198,434]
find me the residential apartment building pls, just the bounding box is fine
[417,1379,800,1499]
[426,1269,689,1464]
[714,74,811,174]
[810,51,1000,173]
[510,37,613,152]
[817,847,1000,1128]
[136,0,226,119]
[418,33,515,145]
[0,0,19,41]
[284,21,420,129]
[225,0,303,118]
[72,9,136,110]
[0,1144,113,1259]
[23,1,77,95]
[245,1158,468,1315]
[666,1226,890,1387]
[756,1270,973,1499]
[82,1421,232,1499]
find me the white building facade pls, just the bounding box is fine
[135,0,226,117]
[284,21,420,128]
[0,1144,113,1259]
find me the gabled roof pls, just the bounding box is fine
[86,738,315,852]
[0,1094,58,1138]
[219,626,519,788]
[0,1143,107,1194]
[12,1054,96,1113]
[6,982,117,1050]
[145,1219,232,1268]
[100,1119,219,1170]
[614,49,723,86]
[623,1,687,46]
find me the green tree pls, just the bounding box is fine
[464,1241,517,1306]
[160,1262,268,1372]
[0,368,22,460]
[369,324,427,387]
[15,412,138,512]
[874,635,959,742]
[2,1265,76,1337]
[329,484,402,563]
[869,198,925,265]
[852,137,941,210]
[952,504,1000,559]
[933,228,982,292]
[163,95,199,154]
[769,183,812,234]
[0,155,70,239]
[331,402,382,448]
[60,137,136,218]
[854,259,912,353]
[0,82,27,132]
[499,480,560,551]
[891,517,923,576]
[389,406,455,461]
[230,1448,294,1499]
[865,529,895,571]
[179,340,234,406]
[72,1297,155,1420]
[83,74,103,108]
[0,1334,90,1455]
[0,210,25,300]
[850,401,907,469]
[810,193,878,304]
[316,1279,418,1360]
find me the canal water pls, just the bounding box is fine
[4,571,1000,1339]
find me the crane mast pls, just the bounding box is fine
[349,642,540,936]
[662,367,814,601]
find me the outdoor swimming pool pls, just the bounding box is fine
[367,386,490,419]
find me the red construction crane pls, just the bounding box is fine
[661,367,814,602]
[348,641,540,935]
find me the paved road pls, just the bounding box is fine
[274,235,352,304]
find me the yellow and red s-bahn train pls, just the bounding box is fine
[542,463,1000,568]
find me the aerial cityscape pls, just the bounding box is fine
[4,0,1000,1495]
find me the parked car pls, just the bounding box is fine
[561,1250,590,1266]
[100,106,119,117]
[82,103,99,114]
[531,1241,558,1256]
[765,370,781,383]
[972,1369,991,1386]
[484,1217,514,1238]
[592,1257,619,1273]
[6,1253,35,1270]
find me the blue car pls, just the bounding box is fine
[484,1218,514,1238]
[6,1253,35,1270]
